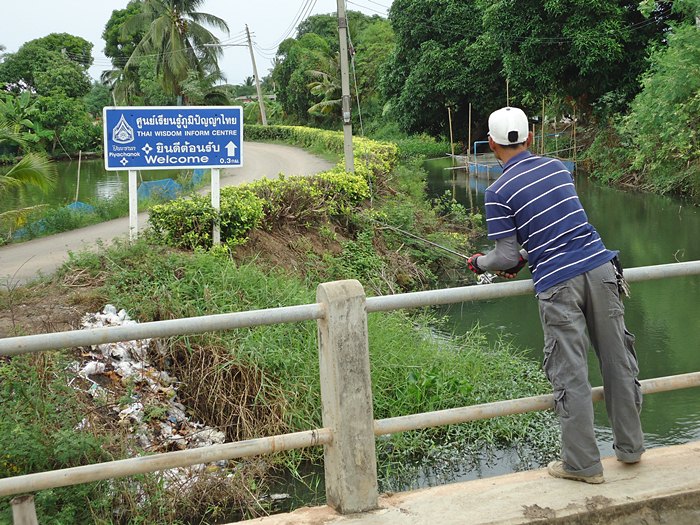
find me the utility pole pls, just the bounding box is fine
[336,0,354,172]
[246,24,268,126]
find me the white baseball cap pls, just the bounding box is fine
[488,107,529,145]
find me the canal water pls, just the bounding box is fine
[0,158,196,215]
[425,157,700,456]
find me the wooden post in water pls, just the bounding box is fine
[572,105,577,166]
[541,99,546,155]
[11,495,38,525]
[74,150,82,203]
[448,107,456,200]
[467,103,474,211]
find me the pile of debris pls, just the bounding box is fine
[69,304,226,455]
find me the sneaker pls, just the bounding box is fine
[547,460,605,484]
[617,457,641,465]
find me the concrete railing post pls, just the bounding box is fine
[316,280,378,514]
[11,495,38,525]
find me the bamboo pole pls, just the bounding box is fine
[467,103,474,210]
[74,150,82,203]
[573,105,577,165]
[541,99,545,155]
[448,107,456,200]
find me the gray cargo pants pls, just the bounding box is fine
[537,260,644,476]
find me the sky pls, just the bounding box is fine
[1,0,390,86]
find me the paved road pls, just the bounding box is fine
[0,142,332,287]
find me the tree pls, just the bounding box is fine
[589,21,700,198]
[272,34,332,123]
[0,33,92,96]
[382,0,502,137]
[123,0,230,100]
[271,12,393,127]
[307,53,342,117]
[34,95,100,155]
[102,0,146,105]
[480,0,681,110]
[82,82,112,118]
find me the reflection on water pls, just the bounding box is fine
[425,158,700,452]
[0,157,195,214]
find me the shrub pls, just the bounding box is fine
[149,188,264,250]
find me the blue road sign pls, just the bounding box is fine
[103,106,243,171]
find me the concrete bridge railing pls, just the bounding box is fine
[1,260,700,519]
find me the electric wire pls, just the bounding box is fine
[255,0,318,52]
[346,0,387,16]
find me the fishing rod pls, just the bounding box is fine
[375,222,496,284]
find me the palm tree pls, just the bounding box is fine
[123,0,230,100]
[307,54,342,117]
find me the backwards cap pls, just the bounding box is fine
[488,107,529,145]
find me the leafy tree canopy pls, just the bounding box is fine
[102,0,144,68]
[0,33,92,97]
[273,33,332,123]
[382,0,683,137]
[382,0,501,136]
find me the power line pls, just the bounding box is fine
[346,0,387,16]
[255,0,318,52]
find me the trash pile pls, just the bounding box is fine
[68,305,227,455]
[68,305,292,503]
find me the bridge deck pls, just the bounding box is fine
[239,440,700,524]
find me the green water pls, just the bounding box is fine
[0,158,196,214]
[426,158,700,454]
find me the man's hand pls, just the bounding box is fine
[494,256,527,279]
[467,253,485,275]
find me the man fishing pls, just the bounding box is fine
[466,106,644,484]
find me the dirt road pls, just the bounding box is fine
[0,142,333,287]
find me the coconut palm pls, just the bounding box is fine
[307,54,342,117]
[123,0,230,100]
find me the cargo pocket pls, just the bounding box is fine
[537,282,572,326]
[543,339,569,418]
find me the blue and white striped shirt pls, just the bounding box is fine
[484,151,615,295]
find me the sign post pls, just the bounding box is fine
[103,106,243,243]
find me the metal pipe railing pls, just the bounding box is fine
[0,303,324,357]
[373,372,700,436]
[0,428,332,498]
[2,262,698,357]
[366,261,700,313]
